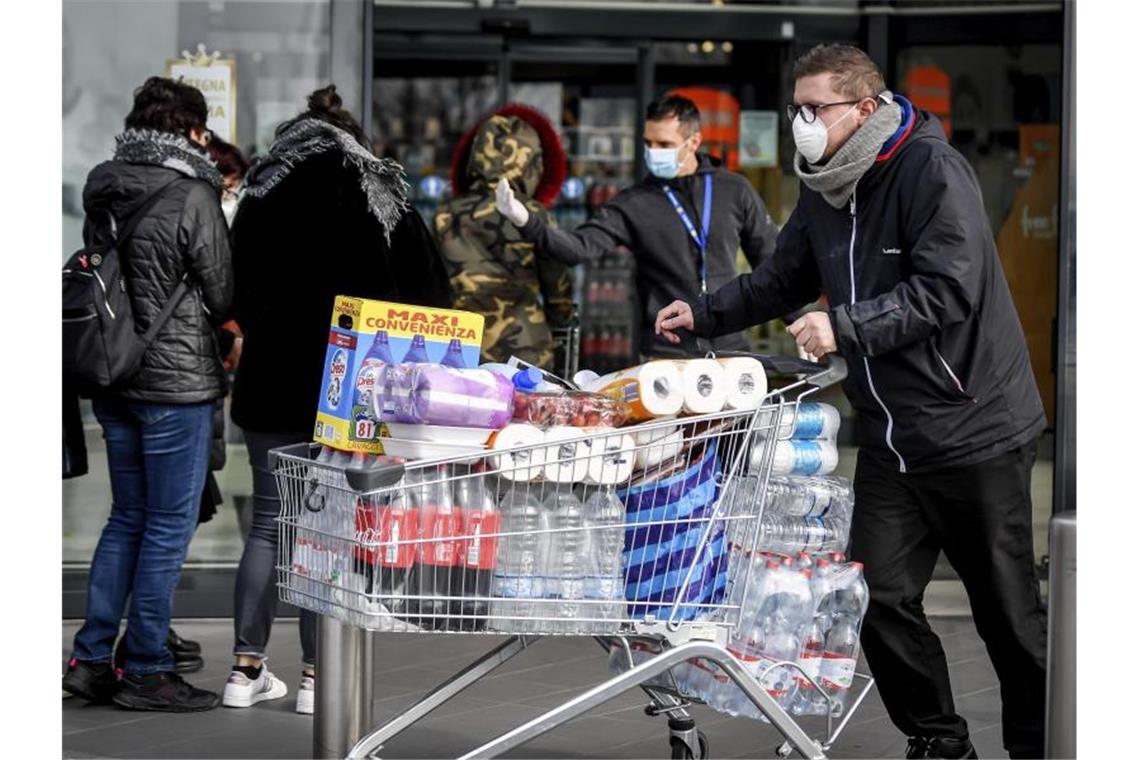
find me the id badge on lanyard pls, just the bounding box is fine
[663,175,713,294]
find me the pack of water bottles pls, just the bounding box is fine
[722,473,854,556]
[672,548,869,721]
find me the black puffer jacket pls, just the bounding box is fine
[82,162,232,403]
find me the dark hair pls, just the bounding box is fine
[278,84,371,149]
[124,76,208,137]
[646,95,701,137]
[206,136,249,181]
[793,44,886,100]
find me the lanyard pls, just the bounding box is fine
[662,175,713,294]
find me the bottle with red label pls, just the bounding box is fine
[352,469,419,620]
[453,470,500,631]
[411,464,461,629]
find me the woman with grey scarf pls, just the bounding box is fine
[225,85,452,714]
[63,77,232,713]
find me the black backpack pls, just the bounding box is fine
[62,179,190,392]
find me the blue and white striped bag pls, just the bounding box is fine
[618,441,729,622]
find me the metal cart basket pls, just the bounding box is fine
[272,354,874,759]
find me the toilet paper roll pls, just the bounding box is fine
[675,359,728,415]
[634,428,685,470]
[718,357,768,411]
[542,426,591,484]
[488,423,547,481]
[584,427,636,485]
[583,362,684,422]
[632,419,678,447]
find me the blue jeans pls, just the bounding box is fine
[71,399,214,675]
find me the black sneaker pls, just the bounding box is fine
[62,658,118,704]
[167,628,201,655]
[112,671,220,713]
[906,736,978,759]
[114,632,204,674]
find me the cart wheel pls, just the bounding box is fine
[669,730,709,759]
[775,741,793,758]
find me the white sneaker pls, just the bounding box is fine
[222,667,288,708]
[296,674,315,715]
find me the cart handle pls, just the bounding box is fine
[710,351,847,390]
[267,442,407,495]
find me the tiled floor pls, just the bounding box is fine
[63,616,1009,759]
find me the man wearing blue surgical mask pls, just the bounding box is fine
[496,95,778,358]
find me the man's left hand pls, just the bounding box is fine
[787,312,837,360]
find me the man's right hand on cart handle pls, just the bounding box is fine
[655,299,838,360]
[495,177,530,227]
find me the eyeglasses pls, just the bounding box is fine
[785,100,862,125]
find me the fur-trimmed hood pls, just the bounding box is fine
[450,104,566,207]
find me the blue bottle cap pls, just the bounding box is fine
[511,367,544,391]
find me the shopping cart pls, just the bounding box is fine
[271,353,874,759]
[550,319,581,380]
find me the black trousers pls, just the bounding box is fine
[849,443,1047,758]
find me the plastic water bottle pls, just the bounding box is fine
[411,465,460,630]
[489,485,545,633]
[542,490,586,633]
[756,516,848,555]
[453,473,500,631]
[583,485,627,632]
[791,617,827,715]
[819,616,860,709]
[764,440,840,477]
[441,338,467,369]
[402,334,431,363]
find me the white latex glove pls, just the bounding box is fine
[495,177,530,227]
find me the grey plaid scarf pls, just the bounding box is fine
[244,118,410,241]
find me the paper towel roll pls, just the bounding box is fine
[718,357,768,411]
[542,426,591,484]
[488,423,547,481]
[584,427,636,485]
[675,359,728,415]
[634,428,685,470]
[583,362,684,422]
[751,438,839,476]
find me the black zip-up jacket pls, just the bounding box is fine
[693,111,1045,473]
[82,162,233,404]
[520,154,779,358]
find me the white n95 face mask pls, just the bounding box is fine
[792,103,859,165]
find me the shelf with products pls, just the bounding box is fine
[578,246,638,375]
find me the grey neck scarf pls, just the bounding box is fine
[794,100,902,209]
[244,118,410,241]
[113,128,224,193]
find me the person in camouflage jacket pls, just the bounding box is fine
[434,104,573,370]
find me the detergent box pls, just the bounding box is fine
[314,297,485,453]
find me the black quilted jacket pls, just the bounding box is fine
[82,162,233,403]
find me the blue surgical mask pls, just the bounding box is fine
[644,145,682,179]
